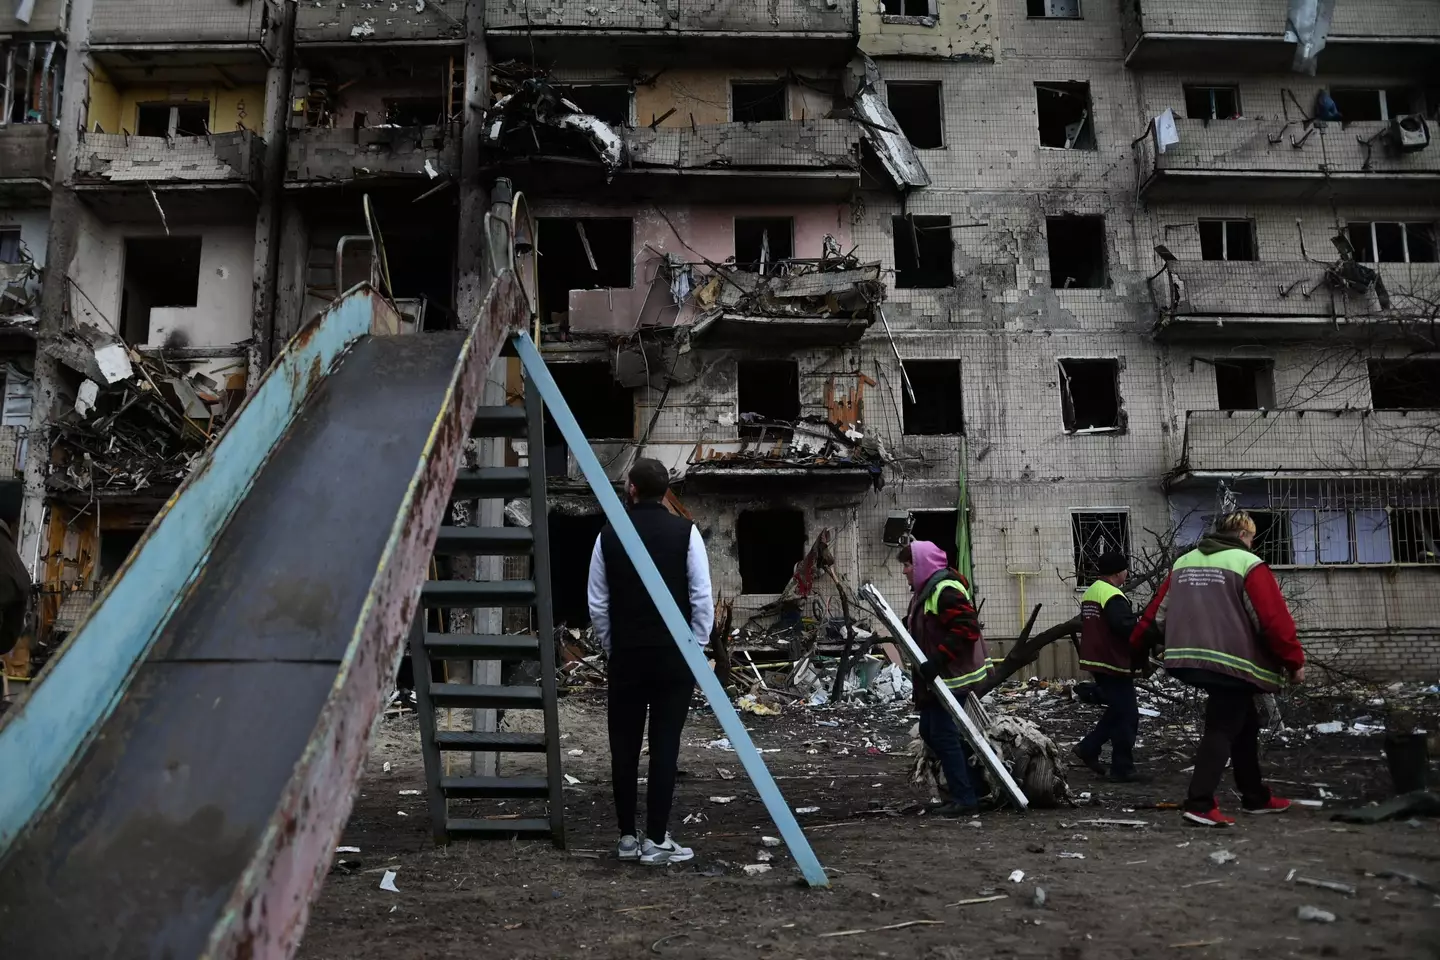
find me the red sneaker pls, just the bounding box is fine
[1243,797,1292,815]
[1182,807,1236,827]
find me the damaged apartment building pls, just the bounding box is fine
[8,0,1440,684]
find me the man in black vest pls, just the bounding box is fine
[588,458,714,865]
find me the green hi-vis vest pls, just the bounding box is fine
[1160,547,1285,691]
[1078,579,1132,676]
[914,577,990,691]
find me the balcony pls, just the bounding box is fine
[72,131,264,221]
[1174,409,1440,484]
[1148,260,1440,339]
[89,0,275,84]
[1135,118,1440,204]
[1122,0,1440,74]
[0,0,66,35]
[287,124,460,185]
[294,0,465,44]
[485,0,855,66]
[0,125,56,202]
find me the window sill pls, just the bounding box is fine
[1064,426,1125,435]
[882,14,937,26]
[1271,563,1439,571]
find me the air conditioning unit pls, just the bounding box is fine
[1389,114,1430,152]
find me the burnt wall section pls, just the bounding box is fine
[487,0,853,35]
[294,0,466,43]
[89,0,273,44]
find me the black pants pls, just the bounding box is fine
[1186,687,1272,813]
[1076,673,1138,777]
[608,644,695,842]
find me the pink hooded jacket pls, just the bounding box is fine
[906,540,950,593]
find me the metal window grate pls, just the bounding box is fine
[1071,511,1130,585]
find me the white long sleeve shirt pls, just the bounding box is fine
[586,526,714,655]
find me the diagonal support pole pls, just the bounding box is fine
[512,332,829,888]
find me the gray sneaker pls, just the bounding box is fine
[639,835,694,865]
[617,834,640,861]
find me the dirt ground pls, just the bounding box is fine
[299,683,1440,960]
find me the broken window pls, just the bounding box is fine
[902,360,963,435]
[737,509,806,594]
[892,215,953,289]
[536,218,633,334]
[909,510,960,568]
[1345,222,1438,264]
[0,229,19,263]
[1390,508,1440,564]
[1046,215,1108,288]
[882,0,934,18]
[135,102,209,137]
[1183,85,1241,120]
[382,98,445,126]
[1368,359,1440,409]
[3,41,64,126]
[734,217,794,273]
[1249,510,1293,566]
[886,82,943,149]
[563,84,632,126]
[1071,511,1130,586]
[1199,219,1257,261]
[1329,87,1418,123]
[1036,82,1094,149]
[541,361,635,475]
[1058,358,1122,432]
[738,360,800,437]
[120,237,202,345]
[547,512,608,625]
[1214,358,1275,410]
[1027,0,1081,17]
[731,81,787,123]
[98,529,144,582]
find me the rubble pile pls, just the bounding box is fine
[0,247,42,330]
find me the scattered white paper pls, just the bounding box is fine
[1058,852,1086,860]
[379,870,400,892]
[710,796,737,804]
[1009,869,1026,883]
[336,846,361,854]
[568,749,585,757]
[743,864,772,876]
[757,850,773,862]
[1209,850,1237,866]
[761,836,781,847]
[795,806,820,814]
[383,761,392,773]
[75,380,99,417]
[398,790,421,796]
[563,774,582,785]
[93,343,133,384]
[424,159,439,179]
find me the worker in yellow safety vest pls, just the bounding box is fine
[1072,551,1148,783]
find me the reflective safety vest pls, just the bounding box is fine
[1078,579,1134,677]
[1159,547,1286,692]
[907,575,991,694]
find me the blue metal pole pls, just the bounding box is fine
[513,332,829,888]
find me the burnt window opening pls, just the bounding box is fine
[563,84,632,126]
[98,529,144,582]
[886,82,944,149]
[1036,82,1094,149]
[1072,511,1130,586]
[1199,219,1257,261]
[910,510,961,569]
[737,509,806,594]
[540,361,635,470]
[1058,358,1123,432]
[382,98,445,127]
[1183,85,1241,120]
[1214,358,1275,410]
[731,81,787,123]
[1249,510,1293,567]
[882,0,933,17]
[738,359,800,437]
[1369,359,1440,409]
[0,229,20,264]
[120,237,202,345]
[1047,215,1108,288]
[536,217,632,334]
[1390,508,1440,564]
[1346,221,1438,264]
[1028,0,1081,17]
[548,512,608,626]
[735,217,794,273]
[892,215,953,288]
[135,102,209,137]
[902,359,964,435]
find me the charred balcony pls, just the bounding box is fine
[0,125,57,203]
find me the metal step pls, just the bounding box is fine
[471,405,527,438]
[447,817,552,838]
[433,730,548,752]
[422,633,541,660]
[451,467,530,500]
[433,526,533,556]
[429,683,543,710]
[441,775,550,799]
[421,580,537,608]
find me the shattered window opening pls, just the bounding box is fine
[1183,85,1241,120]
[0,229,19,264]
[910,510,960,568]
[1035,81,1094,150]
[1071,511,1130,586]
[1046,215,1108,289]
[1329,88,1417,123]
[541,361,636,475]
[120,237,203,346]
[536,217,632,335]
[135,102,209,137]
[382,97,445,127]
[881,0,935,18]
[1368,359,1440,410]
[1345,221,1438,264]
[734,218,795,274]
[1027,0,1081,17]
[1057,358,1123,433]
[548,511,608,626]
[1390,508,1440,564]
[1214,358,1275,411]
[901,360,964,436]
[1249,510,1293,567]
[886,82,944,150]
[1198,219,1257,261]
[737,509,806,594]
[98,529,144,583]
[730,81,788,123]
[562,84,632,127]
[738,360,801,438]
[891,215,953,289]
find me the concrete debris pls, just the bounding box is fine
[485,71,624,180]
[1209,850,1237,866]
[1296,905,1336,923]
[842,53,930,190]
[0,247,42,328]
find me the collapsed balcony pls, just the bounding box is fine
[684,257,884,347]
[72,130,265,221]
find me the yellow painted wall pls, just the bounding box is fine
[859,0,995,60]
[86,62,122,134]
[85,69,266,135]
[633,69,836,127]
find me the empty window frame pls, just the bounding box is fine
[909,510,961,568]
[1329,87,1418,123]
[737,359,800,436]
[535,218,633,332]
[1248,510,1293,566]
[734,217,794,274]
[135,101,209,137]
[882,0,935,18]
[1036,82,1094,149]
[1047,215,1108,288]
[382,98,445,126]
[1214,358,1275,410]
[1345,221,1438,264]
[1072,510,1130,586]
[1390,508,1440,564]
[1058,358,1123,432]
[737,509,807,593]
[0,228,19,264]
[1198,219,1257,261]
[892,215,953,288]
[541,361,635,474]
[120,237,203,345]
[1368,359,1440,409]
[1027,0,1081,18]
[886,82,944,149]
[901,359,964,435]
[1183,85,1241,120]
[730,81,787,123]
[562,84,632,126]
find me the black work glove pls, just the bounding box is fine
[917,658,942,682]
